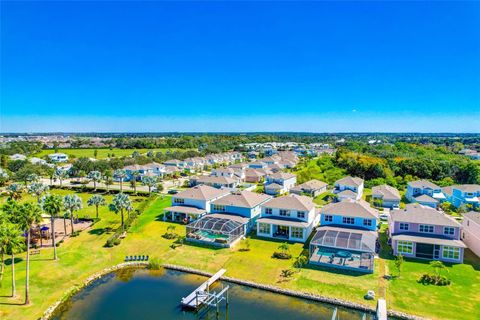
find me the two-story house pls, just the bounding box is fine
[189,175,239,189]
[163,185,229,223]
[333,176,364,201]
[389,204,466,263]
[309,199,378,273]
[256,194,319,242]
[290,179,328,197]
[264,172,297,196]
[210,190,272,231]
[406,180,446,208]
[371,184,401,209]
[461,211,480,258]
[443,184,480,209]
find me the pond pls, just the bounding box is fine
[52,268,373,320]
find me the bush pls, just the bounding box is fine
[418,274,451,286]
[273,251,292,260]
[105,238,115,248]
[70,230,81,237]
[147,257,162,270]
[280,269,295,278]
[113,238,121,246]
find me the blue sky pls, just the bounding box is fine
[1,1,479,132]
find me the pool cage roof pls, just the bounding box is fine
[310,227,376,252]
[187,216,243,235]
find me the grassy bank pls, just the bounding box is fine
[0,195,479,320]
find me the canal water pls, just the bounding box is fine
[52,268,372,320]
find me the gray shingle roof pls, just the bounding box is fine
[335,176,364,187]
[464,211,480,225]
[293,179,328,191]
[390,204,460,227]
[262,194,315,211]
[322,199,378,219]
[372,184,401,201]
[212,191,272,208]
[408,179,440,190]
[175,185,230,201]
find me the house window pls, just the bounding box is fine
[174,198,184,204]
[291,227,304,239]
[265,208,273,215]
[258,223,270,234]
[324,215,333,222]
[399,223,409,231]
[297,211,306,219]
[443,227,455,236]
[442,246,460,260]
[397,241,413,254]
[279,209,290,217]
[363,219,372,227]
[213,204,225,212]
[342,217,355,225]
[419,225,434,233]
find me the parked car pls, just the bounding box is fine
[168,189,178,195]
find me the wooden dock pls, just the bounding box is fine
[181,269,227,309]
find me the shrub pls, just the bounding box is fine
[147,258,162,270]
[105,238,115,248]
[418,274,451,286]
[294,255,308,269]
[239,239,251,252]
[113,238,121,246]
[273,251,292,260]
[280,269,295,278]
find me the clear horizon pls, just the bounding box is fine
[1,1,479,133]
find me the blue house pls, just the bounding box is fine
[406,180,446,208]
[443,184,480,209]
[210,190,272,231]
[309,199,379,273]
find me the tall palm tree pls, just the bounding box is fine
[142,176,157,194]
[114,169,127,192]
[18,202,42,304]
[130,171,140,194]
[53,169,68,187]
[63,194,83,234]
[6,183,23,201]
[0,223,23,297]
[87,171,102,191]
[40,194,63,260]
[27,182,49,203]
[103,172,113,193]
[87,194,106,219]
[109,193,133,229]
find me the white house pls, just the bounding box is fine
[10,154,27,161]
[264,172,297,195]
[461,211,480,258]
[48,153,69,162]
[163,185,230,223]
[256,194,320,242]
[334,176,364,200]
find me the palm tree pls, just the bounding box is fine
[18,202,42,304]
[27,182,49,203]
[40,194,63,260]
[130,171,140,194]
[114,169,127,192]
[6,183,23,201]
[142,176,157,194]
[53,169,68,187]
[278,242,290,255]
[26,173,40,186]
[0,223,23,297]
[87,171,102,190]
[109,193,133,229]
[87,195,106,219]
[63,194,83,234]
[0,168,9,186]
[103,171,113,193]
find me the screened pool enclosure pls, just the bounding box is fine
[309,226,376,273]
[186,214,247,247]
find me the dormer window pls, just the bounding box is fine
[363,219,372,227]
[213,204,225,212]
[324,215,333,222]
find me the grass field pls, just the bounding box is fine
[0,193,479,320]
[34,148,189,159]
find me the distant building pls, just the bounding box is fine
[372,184,401,209]
[290,179,328,197]
[48,153,69,162]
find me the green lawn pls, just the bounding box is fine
[0,193,479,320]
[34,148,188,159]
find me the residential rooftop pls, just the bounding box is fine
[390,203,460,227]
